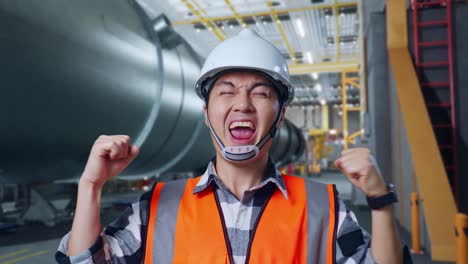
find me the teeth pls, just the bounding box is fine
[229,121,255,130]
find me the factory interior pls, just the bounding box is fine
[0,0,467,263]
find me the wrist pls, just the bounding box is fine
[366,183,398,210]
[371,203,394,212]
[79,176,105,191]
[366,185,389,197]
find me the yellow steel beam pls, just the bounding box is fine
[288,60,360,75]
[191,0,227,39]
[224,0,247,28]
[347,129,363,144]
[387,0,456,260]
[346,80,360,88]
[266,1,297,63]
[341,69,361,149]
[173,2,358,26]
[387,0,407,49]
[347,107,360,112]
[348,129,363,140]
[389,48,456,262]
[181,0,226,41]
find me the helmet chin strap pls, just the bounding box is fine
[206,103,284,162]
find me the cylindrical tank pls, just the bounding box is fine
[270,119,305,167]
[0,0,304,184]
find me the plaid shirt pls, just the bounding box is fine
[56,159,377,263]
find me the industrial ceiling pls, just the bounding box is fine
[137,0,361,107]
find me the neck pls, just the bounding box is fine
[214,153,269,201]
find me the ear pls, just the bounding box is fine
[203,104,209,127]
[278,107,286,128]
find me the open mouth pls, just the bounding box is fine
[229,121,256,140]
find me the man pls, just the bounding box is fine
[56,29,409,263]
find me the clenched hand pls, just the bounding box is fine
[335,148,388,197]
[81,135,139,186]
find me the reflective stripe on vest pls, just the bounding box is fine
[144,175,337,264]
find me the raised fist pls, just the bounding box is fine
[81,135,139,186]
[335,148,387,197]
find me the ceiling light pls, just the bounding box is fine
[305,52,313,63]
[314,84,322,92]
[320,99,327,105]
[294,18,305,38]
[311,72,318,80]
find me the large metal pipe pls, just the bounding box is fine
[270,119,305,167]
[0,0,304,184]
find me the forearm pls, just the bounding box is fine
[68,177,104,256]
[370,205,403,264]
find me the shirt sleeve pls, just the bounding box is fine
[55,190,153,264]
[335,197,376,264]
[335,197,413,264]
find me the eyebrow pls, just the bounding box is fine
[215,81,235,87]
[252,82,273,88]
[215,80,272,89]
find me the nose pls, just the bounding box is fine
[232,92,255,113]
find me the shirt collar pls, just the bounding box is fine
[192,158,288,200]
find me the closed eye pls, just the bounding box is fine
[252,91,268,97]
[214,81,236,95]
[251,84,271,97]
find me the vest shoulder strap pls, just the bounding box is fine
[144,178,188,264]
[276,174,338,263]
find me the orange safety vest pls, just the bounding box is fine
[144,174,338,264]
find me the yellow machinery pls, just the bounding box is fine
[308,129,333,175]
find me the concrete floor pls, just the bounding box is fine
[0,239,58,264]
[0,172,455,263]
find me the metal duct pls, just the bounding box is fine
[0,0,304,184]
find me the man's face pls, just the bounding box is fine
[204,71,284,159]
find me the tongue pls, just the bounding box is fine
[230,128,254,139]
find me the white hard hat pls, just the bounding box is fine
[195,28,294,104]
